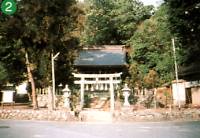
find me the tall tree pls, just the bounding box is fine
[111,0,153,44]
[82,0,153,45]
[165,0,200,79]
[0,0,81,109]
[129,5,176,89]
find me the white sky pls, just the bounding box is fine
[139,0,163,7]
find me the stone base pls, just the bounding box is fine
[79,110,113,122]
[121,106,131,112]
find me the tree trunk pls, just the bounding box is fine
[25,51,38,109]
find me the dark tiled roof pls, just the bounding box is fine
[74,46,127,66]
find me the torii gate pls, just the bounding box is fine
[73,72,122,112]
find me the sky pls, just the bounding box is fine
[140,0,163,7]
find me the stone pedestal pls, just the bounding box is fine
[62,85,71,110]
[63,92,70,108]
[122,84,131,107]
[123,91,130,106]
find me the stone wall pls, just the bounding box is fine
[114,108,200,122]
[0,108,200,122]
[37,95,65,109]
[0,109,76,121]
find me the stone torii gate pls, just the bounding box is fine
[73,72,122,112]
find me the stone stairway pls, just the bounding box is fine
[90,97,110,111]
[80,95,113,122]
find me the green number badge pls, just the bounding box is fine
[1,0,17,15]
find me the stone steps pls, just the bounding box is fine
[89,96,110,110]
[94,97,109,109]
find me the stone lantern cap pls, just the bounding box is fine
[122,84,131,92]
[62,84,71,92]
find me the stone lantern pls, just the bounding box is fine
[122,84,131,106]
[62,84,71,109]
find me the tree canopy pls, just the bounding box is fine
[0,0,82,108]
[164,0,200,80]
[165,1,200,63]
[1,0,199,92]
[129,5,175,89]
[0,0,81,87]
[82,0,153,45]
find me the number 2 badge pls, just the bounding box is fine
[1,0,17,15]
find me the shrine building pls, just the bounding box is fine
[73,45,128,111]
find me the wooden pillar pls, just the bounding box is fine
[80,77,84,109]
[109,76,114,112]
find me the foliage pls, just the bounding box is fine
[129,5,175,89]
[70,89,80,111]
[0,38,26,85]
[82,0,153,45]
[164,0,200,65]
[0,0,81,87]
[0,62,8,86]
[143,70,159,88]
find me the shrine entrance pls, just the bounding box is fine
[73,72,122,112]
